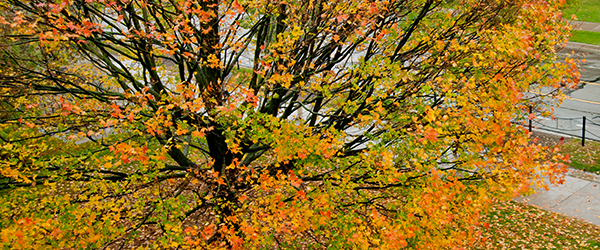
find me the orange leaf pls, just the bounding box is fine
[232,0,244,14]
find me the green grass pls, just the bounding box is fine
[570,30,600,46]
[564,0,600,23]
[474,201,600,249]
[560,138,600,174]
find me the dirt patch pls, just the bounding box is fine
[531,131,565,147]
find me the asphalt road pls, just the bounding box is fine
[533,42,600,141]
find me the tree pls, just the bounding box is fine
[0,0,577,248]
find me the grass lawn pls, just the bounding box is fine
[564,0,600,23]
[570,30,600,46]
[532,132,600,174]
[474,201,600,249]
[560,138,600,174]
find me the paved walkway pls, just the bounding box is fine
[573,21,600,33]
[514,169,600,226]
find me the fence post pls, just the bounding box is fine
[582,116,586,147]
[528,106,532,132]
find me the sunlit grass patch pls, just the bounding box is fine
[560,138,600,174]
[570,30,600,46]
[564,0,600,23]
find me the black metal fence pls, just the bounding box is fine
[529,115,600,145]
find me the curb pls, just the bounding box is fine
[564,41,600,52]
[568,167,600,184]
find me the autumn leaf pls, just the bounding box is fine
[424,127,439,142]
[232,0,244,14]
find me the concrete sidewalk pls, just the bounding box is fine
[514,168,600,226]
[572,21,600,33]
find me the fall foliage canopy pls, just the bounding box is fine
[0,0,579,248]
